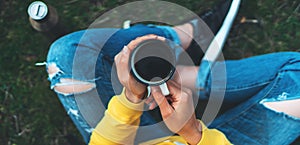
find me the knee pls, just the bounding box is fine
[47,63,95,95]
[272,52,300,72]
[261,97,300,119]
[53,81,95,95]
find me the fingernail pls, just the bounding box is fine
[123,46,128,54]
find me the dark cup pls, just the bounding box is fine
[130,39,176,95]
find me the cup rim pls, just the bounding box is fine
[130,39,176,85]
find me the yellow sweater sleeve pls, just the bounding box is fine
[89,90,144,145]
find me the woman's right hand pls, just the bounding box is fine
[151,80,202,145]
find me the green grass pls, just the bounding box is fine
[0,0,299,144]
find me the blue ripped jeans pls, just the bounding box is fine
[47,24,300,144]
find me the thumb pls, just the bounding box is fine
[151,86,174,118]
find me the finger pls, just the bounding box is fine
[166,80,182,96]
[115,46,129,64]
[151,86,174,117]
[114,46,132,87]
[168,80,191,95]
[168,80,193,102]
[145,95,158,110]
[114,53,119,62]
[170,80,193,97]
[114,53,122,75]
[144,95,153,104]
[168,80,181,88]
[148,100,158,110]
[119,46,130,72]
[127,35,166,50]
[149,101,156,110]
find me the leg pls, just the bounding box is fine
[178,52,300,104]
[208,52,300,145]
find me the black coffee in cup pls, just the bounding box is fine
[130,39,176,86]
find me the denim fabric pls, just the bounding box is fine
[47,24,300,144]
[46,24,181,143]
[200,52,300,145]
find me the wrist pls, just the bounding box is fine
[118,90,145,113]
[125,89,146,104]
[179,120,202,145]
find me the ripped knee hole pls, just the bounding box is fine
[54,78,95,95]
[262,99,300,118]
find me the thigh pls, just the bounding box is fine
[209,52,300,145]
[202,52,300,105]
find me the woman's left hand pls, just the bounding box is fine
[114,34,166,103]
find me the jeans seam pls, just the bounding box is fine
[224,81,271,92]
